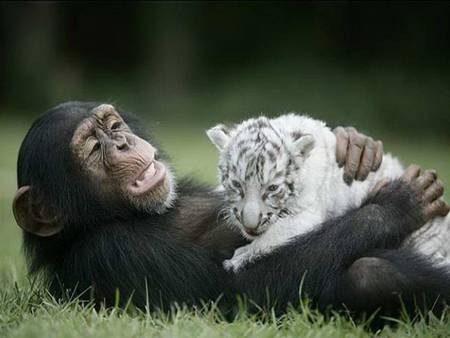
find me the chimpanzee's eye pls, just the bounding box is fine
[111,121,121,130]
[267,184,279,192]
[89,142,100,156]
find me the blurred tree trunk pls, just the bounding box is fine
[1,3,57,111]
[141,3,198,100]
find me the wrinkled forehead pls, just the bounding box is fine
[76,104,121,128]
[71,104,123,144]
[91,104,122,122]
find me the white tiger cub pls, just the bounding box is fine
[206,113,450,272]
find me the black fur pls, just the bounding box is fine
[17,102,241,311]
[17,102,450,322]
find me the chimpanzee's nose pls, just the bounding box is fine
[114,133,129,151]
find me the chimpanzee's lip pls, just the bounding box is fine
[129,160,166,195]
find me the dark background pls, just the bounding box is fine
[1,1,450,138]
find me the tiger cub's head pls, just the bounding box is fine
[207,116,315,239]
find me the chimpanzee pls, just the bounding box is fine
[13,102,450,321]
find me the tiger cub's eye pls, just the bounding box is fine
[231,180,242,190]
[267,184,279,192]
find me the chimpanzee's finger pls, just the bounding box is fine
[423,180,445,204]
[401,165,421,183]
[370,178,391,196]
[344,131,366,185]
[373,140,383,171]
[423,199,450,221]
[356,137,376,181]
[416,169,438,191]
[333,127,349,168]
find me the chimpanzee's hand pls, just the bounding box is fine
[400,165,449,222]
[369,165,449,233]
[334,126,383,185]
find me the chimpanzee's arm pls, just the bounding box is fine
[55,224,236,311]
[233,168,449,314]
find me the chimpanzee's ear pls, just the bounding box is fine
[291,134,315,158]
[12,186,62,237]
[206,124,231,151]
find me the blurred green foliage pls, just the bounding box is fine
[0,2,449,138]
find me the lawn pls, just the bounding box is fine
[0,119,449,338]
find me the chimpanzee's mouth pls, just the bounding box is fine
[129,160,166,195]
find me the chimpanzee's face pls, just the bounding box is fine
[70,104,175,213]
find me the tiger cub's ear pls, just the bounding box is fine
[291,133,315,157]
[206,124,231,151]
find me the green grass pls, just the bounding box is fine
[0,119,449,338]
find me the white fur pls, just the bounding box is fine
[214,114,450,272]
[207,126,230,151]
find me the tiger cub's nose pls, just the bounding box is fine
[241,202,262,230]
